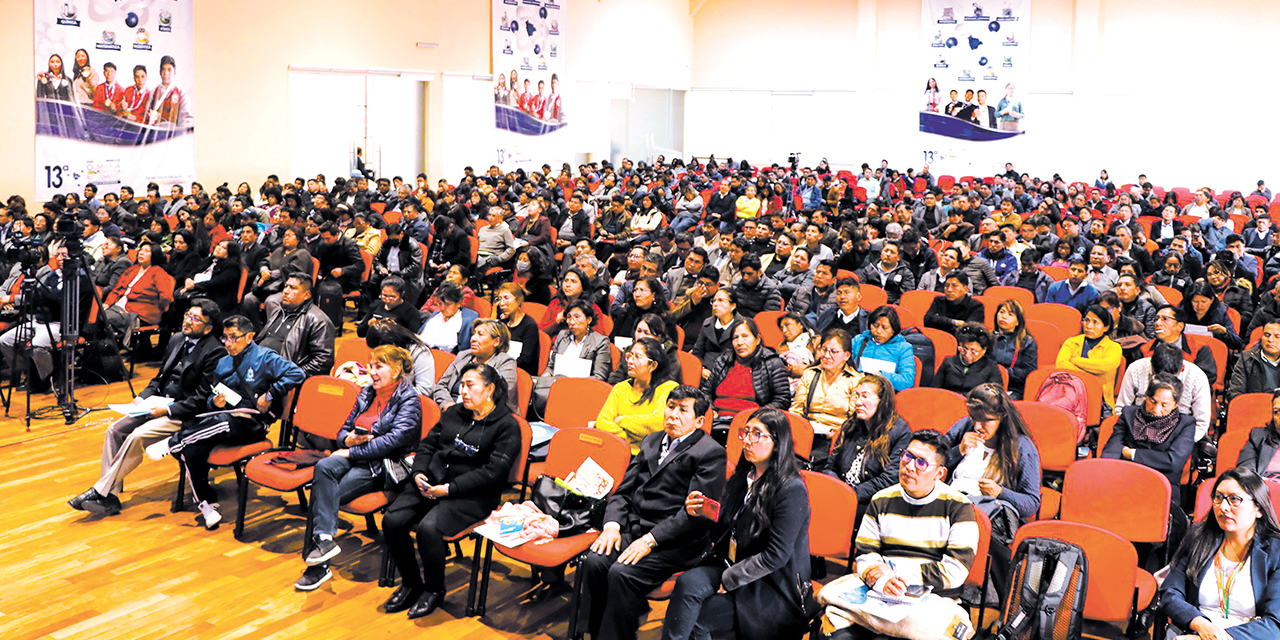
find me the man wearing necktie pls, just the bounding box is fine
[578,386,727,640]
[68,299,225,516]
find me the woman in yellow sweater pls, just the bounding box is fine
[1056,304,1124,412]
[595,337,679,454]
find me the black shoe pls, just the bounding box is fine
[68,488,102,511]
[82,493,122,516]
[305,537,341,566]
[540,564,566,586]
[406,590,444,619]
[384,585,424,614]
[294,565,332,591]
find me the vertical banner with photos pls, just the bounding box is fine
[919,0,1028,142]
[492,0,566,166]
[34,0,195,201]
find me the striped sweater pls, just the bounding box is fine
[853,482,979,597]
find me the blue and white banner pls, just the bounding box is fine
[35,0,195,200]
[920,0,1028,142]
[492,0,567,165]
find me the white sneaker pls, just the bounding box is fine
[197,500,222,530]
[145,439,171,461]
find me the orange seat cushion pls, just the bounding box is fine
[209,440,272,466]
[245,455,318,491]
[648,575,680,600]
[496,531,597,567]
[340,491,392,515]
[1039,489,1061,520]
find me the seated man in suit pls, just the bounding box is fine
[578,386,727,640]
[68,299,226,515]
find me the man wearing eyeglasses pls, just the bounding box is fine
[69,299,227,516]
[148,315,306,529]
[842,430,978,631]
[579,386,726,640]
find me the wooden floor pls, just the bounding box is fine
[0,334,681,640]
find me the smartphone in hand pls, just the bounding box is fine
[352,426,371,435]
[698,498,721,521]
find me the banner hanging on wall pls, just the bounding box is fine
[491,0,567,165]
[919,0,1028,142]
[34,0,195,201]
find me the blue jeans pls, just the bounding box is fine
[671,212,701,234]
[661,565,737,640]
[311,455,380,537]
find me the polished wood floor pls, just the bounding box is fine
[0,335,678,640]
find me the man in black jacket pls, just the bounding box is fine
[578,386,726,640]
[68,299,225,515]
[256,275,335,377]
[923,271,985,335]
[312,222,365,324]
[238,223,270,273]
[705,182,736,229]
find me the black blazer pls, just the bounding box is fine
[241,242,270,272]
[1150,220,1185,248]
[603,429,726,547]
[189,258,242,312]
[703,475,812,640]
[143,334,227,420]
[1238,426,1280,476]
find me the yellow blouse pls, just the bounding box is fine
[595,379,680,454]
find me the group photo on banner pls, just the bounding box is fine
[34,0,195,200]
[919,0,1028,142]
[492,0,566,138]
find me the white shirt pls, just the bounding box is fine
[1197,553,1255,627]
[419,311,463,352]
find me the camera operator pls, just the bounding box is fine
[0,244,93,392]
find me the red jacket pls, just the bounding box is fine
[103,265,174,326]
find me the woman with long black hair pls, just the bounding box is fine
[665,407,812,640]
[821,373,911,521]
[1159,468,1280,638]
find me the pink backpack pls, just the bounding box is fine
[1033,372,1088,443]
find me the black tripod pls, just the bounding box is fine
[0,264,55,431]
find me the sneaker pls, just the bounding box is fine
[197,501,221,530]
[305,537,341,566]
[83,493,123,516]
[68,488,102,511]
[145,439,171,461]
[294,565,332,591]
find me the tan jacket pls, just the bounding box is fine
[790,365,861,437]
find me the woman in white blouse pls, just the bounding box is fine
[417,283,478,354]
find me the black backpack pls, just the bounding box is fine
[899,326,935,387]
[996,537,1088,640]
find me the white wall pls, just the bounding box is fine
[686,0,1280,191]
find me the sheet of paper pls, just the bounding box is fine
[613,336,633,349]
[859,356,897,375]
[211,382,243,407]
[1183,324,1212,336]
[527,421,559,447]
[508,341,524,359]
[564,456,613,499]
[109,396,173,416]
[554,356,592,378]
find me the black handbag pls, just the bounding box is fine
[529,475,607,537]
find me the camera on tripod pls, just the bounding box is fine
[54,212,84,256]
[4,237,44,273]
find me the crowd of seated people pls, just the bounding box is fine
[19,157,1280,637]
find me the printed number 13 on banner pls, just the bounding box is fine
[44,165,68,189]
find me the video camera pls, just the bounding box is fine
[54,212,84,256]
[4,236,44,272]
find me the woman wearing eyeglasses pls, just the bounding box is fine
[1159,468,1280,640]
[596,337,679,455]
[943,383,1042,603]
[1100,374,1196,489]
[936,322,1003,396]
[494,282,542,376]
[666,408,812,640]
[356,276,423,337]
[792,328,860,468]
[821,374,911,524]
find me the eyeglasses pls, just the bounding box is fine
[1211,493,1248,508]
[901,450,936,471]
[182,311,206,323]
[819,347,846,357]
[738,428,772,444]
[221,333,246,344]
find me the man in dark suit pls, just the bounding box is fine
[68,299,225,515]
[238,223,270,273]
[578,386,727,640]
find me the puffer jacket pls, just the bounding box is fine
[848,331,916,391]
[702,345,793,411]
[336,377,423,471]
